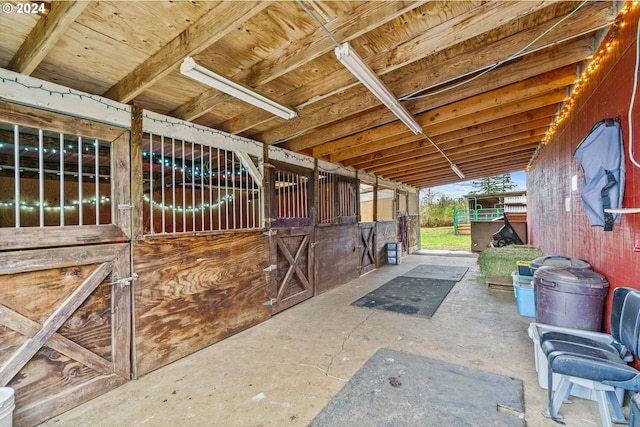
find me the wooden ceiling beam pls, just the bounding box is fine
[374,136,542,178]
[7,1,89,75]
[345,109,555,169]
[363,128,548,175]
[395,150,536,184]
[190,0,535,131]
[102,2,269,103]
[324,91,565,163]
[315,66,574,161]
[393,149,537,187]
[404,160,532,188]
[172,1,426,123]
[261,2,609,147]
[292,51,591,157]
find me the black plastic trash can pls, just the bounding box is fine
[534,266,609,331]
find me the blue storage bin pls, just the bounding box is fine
[512,272,535,317]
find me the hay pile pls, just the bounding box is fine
[477,245,544,279]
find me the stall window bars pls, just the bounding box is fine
[143,133,261,235]
[0,122,112,228]
[274,168,309,220]
[318,171,358,223]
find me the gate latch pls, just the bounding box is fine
[110,273,138,288]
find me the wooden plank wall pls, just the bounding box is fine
[132,231,270,376]
[314,223,359,295]
[527,4,640,332]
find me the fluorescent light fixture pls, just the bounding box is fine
[335,42,422,134]
[422,132,466,179]
[180,57,297,120]
[450,163,465,179]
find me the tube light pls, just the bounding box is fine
[334,42,422,134]
[180,57,297,120]
[450,163,465,179]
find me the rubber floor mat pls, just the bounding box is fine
[309,348,525,427]
[351,276,456,318]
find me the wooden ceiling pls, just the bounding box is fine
[0,1,620,188]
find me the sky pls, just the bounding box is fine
[426,170,527,199]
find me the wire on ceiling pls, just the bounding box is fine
[401,0,590,101]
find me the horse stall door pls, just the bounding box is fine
[269,227,315,314]
[0,245,132,426]
[358,222,376,275]
[0,103,133,426]
[268,163,315,314]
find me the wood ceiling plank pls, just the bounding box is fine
[397,151,536,184]
[368,131,546,176]
[350,118,552,171]
[8,1,89,75]
[322,94,564,163]
[280,37,589,153]
[344,106,557,168]
[390,147,538,185]
[103,1,269,103]
[312,66,576,159]
[258,2,609,147]
[403,159,534,187]
[172,1,426,123]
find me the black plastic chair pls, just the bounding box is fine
[541,287,640,426]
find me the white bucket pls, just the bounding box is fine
[0,388,15,427]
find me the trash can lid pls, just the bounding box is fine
[535,266,609,292]
[530,255,591,271]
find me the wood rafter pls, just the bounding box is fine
[103,2,269,103]
[8,1,89,75]
[0,0,619,190]
[171,1,426,123]
[261,1,609,148]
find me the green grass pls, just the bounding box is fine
[420,226,471,251]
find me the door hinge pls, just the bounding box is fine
[263,229,277,236]
[310,242,317,248]
[263,298,277,306]
[118,203,134,210]
[110,273,138,288]
[263,265,277,272]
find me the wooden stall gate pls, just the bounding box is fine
[267,162,315,314]
[358,222,376,275]
[0,102,132,426]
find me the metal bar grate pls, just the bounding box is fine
[142,132,261,235]
[0,122,112,228]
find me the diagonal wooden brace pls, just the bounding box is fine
[0,261,113,386]
[0,303,112,376]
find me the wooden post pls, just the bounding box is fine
[130,105,144,241]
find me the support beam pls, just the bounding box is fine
[7,1,89,75]
[103,2,268,103]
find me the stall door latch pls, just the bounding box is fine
[110,273,138,288]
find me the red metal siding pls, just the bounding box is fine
[528,3,640,332]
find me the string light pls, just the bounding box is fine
[528,0,638,169]
[0,196,110,210]
[142,193,235,213]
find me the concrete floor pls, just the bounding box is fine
[40,253,608,427]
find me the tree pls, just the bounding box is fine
[469,174,516,194]
[420,189,460,227]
